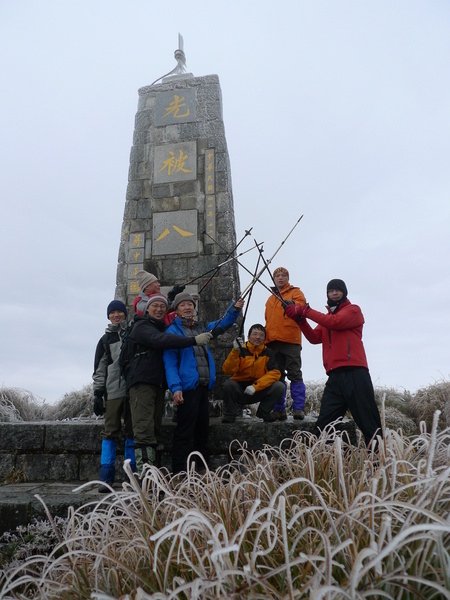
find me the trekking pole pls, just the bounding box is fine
[204,231,285,302]
[238,251,262,337]
[198,228,253,294]
[253,238,290,307]
[240,214,304,300]
[208,298,244,338]
[183,243,262,287]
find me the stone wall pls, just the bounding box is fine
[0,418,356,483]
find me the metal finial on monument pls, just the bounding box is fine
[150,33,193,86]
[173,33,187,75]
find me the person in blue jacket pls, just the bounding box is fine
[163,292,244,474]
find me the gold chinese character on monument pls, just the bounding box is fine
[156,224,194,242]
[131,233,143,246]
[164,95,190,119]
[160,150,192,176]
[129,281,140,294]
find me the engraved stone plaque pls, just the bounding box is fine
[154,89,197,126]
[154,141,197,184]
[205,149,215,194]
[152,209,198,255]
[205,195,216,241]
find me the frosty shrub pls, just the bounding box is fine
[0,517,67,571]
[1,415,449,599]
[303,380,324,415]
[409,380,450,431]
[374,386,414,416]
[383,405,417,436]
[46,384,94,421]
[0,388,46,422]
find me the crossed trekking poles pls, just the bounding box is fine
[174,214,304,337]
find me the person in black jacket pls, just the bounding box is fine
[124,293,212,474]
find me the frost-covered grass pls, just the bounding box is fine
[0,388,47,422]
[0,385,93,422]
[1,415,449,599]
[1,381,449,434]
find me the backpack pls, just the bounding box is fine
[118,321,138,376]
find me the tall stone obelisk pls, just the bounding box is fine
[115,37,241,390]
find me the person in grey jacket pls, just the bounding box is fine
[92,300,135,491]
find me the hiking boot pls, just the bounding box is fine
[222,416,236,423]
[273,410,287,421]
[293,410,305,420]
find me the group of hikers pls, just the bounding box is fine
[92,267,383,490]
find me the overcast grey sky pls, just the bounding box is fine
[1,1,449,404]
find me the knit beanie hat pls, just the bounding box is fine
[173,291,196,310]
[107,300,127,318]
[144,294,168,313]
[326,279,348,297]
[137,270,158,292]
[273,267,289,278]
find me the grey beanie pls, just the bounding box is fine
[144,294,168,313]
[137,270,158,292]
[173,291,196,310]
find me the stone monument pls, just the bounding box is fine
[115,36,241,392]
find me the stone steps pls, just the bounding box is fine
[0,417,356,533]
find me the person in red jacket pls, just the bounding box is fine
[285,278,382,447]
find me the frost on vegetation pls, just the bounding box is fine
[0,384,94,422]
[0,517,67,571]
[0,388,46,422]
[1,418,449,599]
[409,380,450,431]
[1,381,449,430]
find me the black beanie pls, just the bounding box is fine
[107,300,127,318]
[326,279,348,297]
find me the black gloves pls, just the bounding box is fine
[167,284,186,303]
[93,392,105,416]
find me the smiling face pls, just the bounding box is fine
[176,300,196,319]
[248,326,266,345]
[146,301,167,321]
[143,280,161,296]
[108,310,126,325]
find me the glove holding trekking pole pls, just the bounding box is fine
[233,337,244,350]
[195,332,213,345]
[285,303,310,321]
[93,391,105,416]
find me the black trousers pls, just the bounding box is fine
[172,386,209,474]
[222,379,284,419]
[315,367,382,446]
